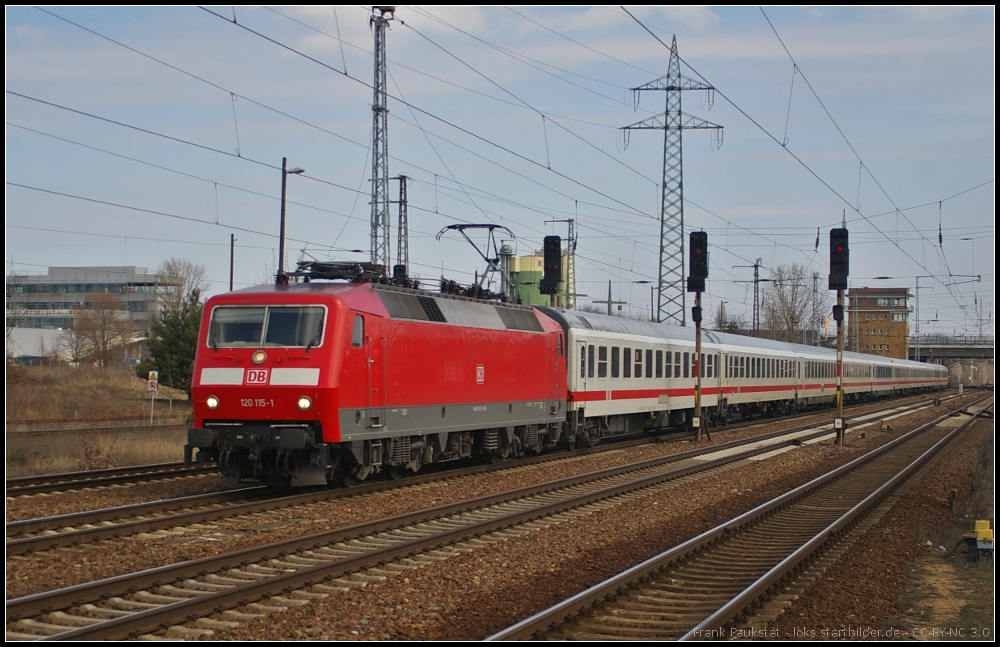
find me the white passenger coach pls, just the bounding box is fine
[539,308,949,442]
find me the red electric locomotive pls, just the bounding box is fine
[186,278,567,486]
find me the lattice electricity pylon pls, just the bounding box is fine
[369,7,394,269]
[622,36,722,326]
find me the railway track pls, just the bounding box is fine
[5,462,218,497]
[6,391,953,500]
[5,395,940,556]
[487,394,992,641]
[5,395,963,640]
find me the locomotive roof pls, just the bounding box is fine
[214,281,550,333]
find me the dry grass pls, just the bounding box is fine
[6,426,189,477]
[6,364,192,477]
[6,363,190,426]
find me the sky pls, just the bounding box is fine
[5,6,995,338]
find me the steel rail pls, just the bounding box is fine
[6,395,946,555]
[6,462,217,496]
[682,399,992,640]
[486,393,991,641]
[7,412,861,639]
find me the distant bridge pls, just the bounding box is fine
[910,335,994,362]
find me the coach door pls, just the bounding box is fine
[364,316,387,429]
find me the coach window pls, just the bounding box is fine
[656,350,664,379]
[634,349,643,379]
[598,346,608,378]
[351,314,364,347]
[622,348,631,378]
[674,352,682,378]
[611,347,621,378]
[683,352,689,379]
[581,346,587,378]
[588,345,596,378]
[646,349,654,379]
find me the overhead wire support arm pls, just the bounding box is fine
[436,224,515,290]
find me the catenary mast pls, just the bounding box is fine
[369,7,394,269]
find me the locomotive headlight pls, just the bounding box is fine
[297,396,313,411]
[206,395,220,410]
[252,350,267,364]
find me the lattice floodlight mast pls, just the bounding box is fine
[622,36,722,326]
[370,6,395,269]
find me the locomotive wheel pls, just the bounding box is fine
[387,465,404,480]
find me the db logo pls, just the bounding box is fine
[476,365,485,384]
[245,369,270,385]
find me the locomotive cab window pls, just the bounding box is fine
[209,306,325,348]
[351,314,364,347]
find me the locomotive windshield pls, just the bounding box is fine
[208,306,325,348]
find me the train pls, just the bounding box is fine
[184,275,949,486]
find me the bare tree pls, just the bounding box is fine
[761,263,812,343]
[157,258,208,313]
[60,322,87,366]
[712,303,751,335]
[75,292,133,368]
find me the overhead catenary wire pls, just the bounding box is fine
[620,7,988,320]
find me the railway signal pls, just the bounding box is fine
[687,231,708,293]
[828,226,849,445]
[686,231,709,442]
[829,228,849,290]
[540,235,562,297]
